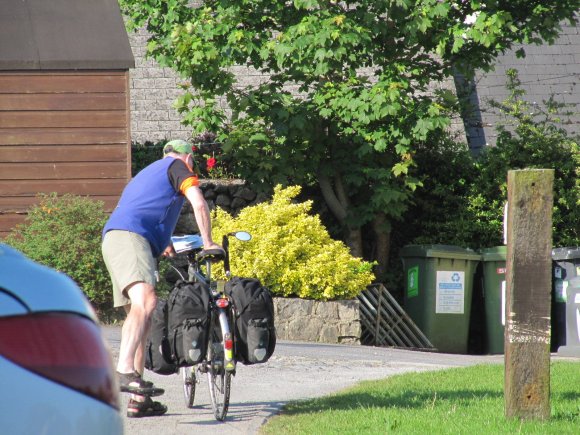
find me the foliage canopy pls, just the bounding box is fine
[4,194,113,312]
[120,0,579,274]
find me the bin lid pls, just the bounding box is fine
[399,244,482,261]
[552,247,580,261]
[481,246,507,262]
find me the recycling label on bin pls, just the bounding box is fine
[436,271,465,314]
[407,266,419,298]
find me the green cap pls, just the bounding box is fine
[163,139,193,155]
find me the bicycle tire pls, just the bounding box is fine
[207,318,231,421]
[181,366,196,408]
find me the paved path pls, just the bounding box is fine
[103,326,506,434]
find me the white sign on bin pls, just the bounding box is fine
[436,271,465,314]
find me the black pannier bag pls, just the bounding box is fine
[225,277,276,365]
[167,280,210,366]
[145,299,178,375]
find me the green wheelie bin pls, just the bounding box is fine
[481,246,507,354]
[400,245,482,354]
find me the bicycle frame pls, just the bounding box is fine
[187,254,236,373]
[173,231,251,421]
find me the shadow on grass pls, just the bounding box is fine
[283,388,502,414]
[283,389,580,423]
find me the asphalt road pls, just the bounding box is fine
[103,326,504,435]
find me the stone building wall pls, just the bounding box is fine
[127,28,192,144]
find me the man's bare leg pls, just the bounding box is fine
[117,281,157,374]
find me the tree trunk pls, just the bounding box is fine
[346,228,364,258]
[372,212,390,280]
[317,169,364,257]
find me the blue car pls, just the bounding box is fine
[0,244,123,434]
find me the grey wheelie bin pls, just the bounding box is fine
[400,245,482,354]
[481,246,507,354]
[556,277,580,357]
[553,247,580,355]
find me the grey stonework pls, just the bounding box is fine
[273,297,361,345]
[174,179,269,235]
[127,26,467,145]
[128,27,193,144]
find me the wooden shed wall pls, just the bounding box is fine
[0,71,131,237]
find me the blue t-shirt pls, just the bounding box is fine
[103,157,194,257]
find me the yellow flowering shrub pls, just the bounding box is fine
[211,185,375,300]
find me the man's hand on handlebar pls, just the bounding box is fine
[203,242,225,253]
[161,244,176,258]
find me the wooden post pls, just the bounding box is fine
[505,169,554,420]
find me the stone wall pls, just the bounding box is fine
[274,298,361,345]
[173,179,362,344]
[174,179,269,235]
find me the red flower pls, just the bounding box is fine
[191,146,198,152]
[206,157,217,171]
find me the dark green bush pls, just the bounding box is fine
[464,70,579,249]
[131,135,237,179]
[395,71,579,254]
[388,71,579,296]
[4,194,113,315]
[131,140,166,175]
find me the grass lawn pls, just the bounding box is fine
[260,361,580,434]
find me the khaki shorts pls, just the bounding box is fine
[102,230,157,307]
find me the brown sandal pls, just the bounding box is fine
[127,396,168,418]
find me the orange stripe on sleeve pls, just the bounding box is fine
[179,176,199,195]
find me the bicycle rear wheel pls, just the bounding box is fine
[181,366,196,408]
[207,320,231,421]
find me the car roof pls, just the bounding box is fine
[0,244,97,319]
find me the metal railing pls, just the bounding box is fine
[357,284,434,350]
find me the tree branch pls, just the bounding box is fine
[318,169,347,223]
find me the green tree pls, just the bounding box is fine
[464,69,580,249]
[120,0,579,277]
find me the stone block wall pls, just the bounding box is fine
[127,20,579,154]
[173,179,362,344]
[174,179,269,235]
[274,298,361,345]
[127,27,193,144]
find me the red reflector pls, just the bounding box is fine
[224,338,233,350]
[216,298,229,308]
[0,313,119,409]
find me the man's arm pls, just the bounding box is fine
[184,186,222,251]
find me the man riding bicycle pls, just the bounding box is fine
[102,139,223,418]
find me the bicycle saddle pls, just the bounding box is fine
[197,248,226,263]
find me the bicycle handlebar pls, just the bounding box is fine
[197,248,226,264]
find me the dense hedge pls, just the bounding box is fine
[4,194,113,315]
[210,185,376,300]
